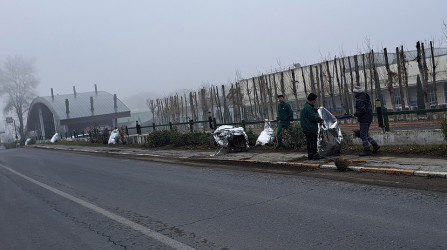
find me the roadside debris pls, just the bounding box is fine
[108,129,120,144]
[211,125,249,156]
[50,133,59,143]
[256,119,274,146]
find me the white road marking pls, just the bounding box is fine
[0,163,195,250]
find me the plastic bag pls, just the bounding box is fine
[317,107,343,157]
[256,119,274,146]
[108,129,120,144]
[50,133,59,143]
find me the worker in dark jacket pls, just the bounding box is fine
[277,94,294,146]
[300,93,323,160]
[353,86,380,156]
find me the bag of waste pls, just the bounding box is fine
[50,133,59,143]
[256,119,274,146]
[108,129,120,144]
[211,125,249,156]
[317,107,343,157]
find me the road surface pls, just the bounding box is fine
[1,148,446,249]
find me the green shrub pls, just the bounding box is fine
[89,127,110,144]
[245,129,259,146]
[145,129,215,148]
[281,124,306,149]
[441,119,447,141]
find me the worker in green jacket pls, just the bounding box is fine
[300,93,323,160]
[277,94,294,146]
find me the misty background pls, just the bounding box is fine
[1,0,447,118]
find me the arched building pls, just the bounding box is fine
[27,88,131,139]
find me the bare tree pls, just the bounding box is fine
[0,56,39,140]
[396,47,405,110]
[400,46,411,109]
[416,41,430,109]
[334,57,343,109]
[383,48,397,110]
[354,55,360,86]
[429,41,438,106]
[147,99,157,122]
[326,61,336,111]
[300,66,308,97]
[290,68,300,113]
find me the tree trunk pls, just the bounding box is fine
[362,54,367,93]
[319,63,326,107]
[354,55,360,86]
[214,86,223,123]
[400,46,411,109]
[309,65,316,95]
[368,53,375,101]
[300,66,308,97]
[245,80,253,120]
[315,64,321,107]
[252,77,260,119]
[340,57,350,114]
[371,50,384,105]
[266,75,274,119]
[326,61,336,112]
[347,56,354,91]
[396,47,406,110]
[291,69,299,114]
[271,74,279,118]
[280,71,285,96]
[416,41,430,109]
[384,48,396,110]
[221,85,231,123]
[416,75,426,110]
[430,41,438,106]
[334,57,343,109]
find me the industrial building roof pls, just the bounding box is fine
[31,91,130,121]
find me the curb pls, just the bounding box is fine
[320,163,447,178]
[30,145,447,178]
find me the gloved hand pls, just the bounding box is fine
[351,114,356,118]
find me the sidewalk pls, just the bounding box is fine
[31,144,447,178]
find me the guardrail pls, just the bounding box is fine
[382,107,447,131]
[125,118,280,135]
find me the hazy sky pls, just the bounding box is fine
[1,0,447,101]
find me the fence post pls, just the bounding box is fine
[189,119,194,133]
[125,126,129,135]
[242,120,246,130]
[152,123,156,131]
[169,122,173,130]
[136,121,141,135]
[208,112,213,129]
[383,108,390,132]
[213,117,217,130]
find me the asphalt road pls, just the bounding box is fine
[1,148,447,249]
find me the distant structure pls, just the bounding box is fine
[27,85,131,138]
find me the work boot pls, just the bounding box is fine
[359,150,372,156]
[372,145,381,154]
[313,155,325,160]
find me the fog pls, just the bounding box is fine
[1,0,447,117]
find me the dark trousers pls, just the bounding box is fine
[304,132,318,159]
[360,122,378,151]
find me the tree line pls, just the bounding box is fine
[147,41,445,126]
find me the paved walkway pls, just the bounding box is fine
[31,144,447,178]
